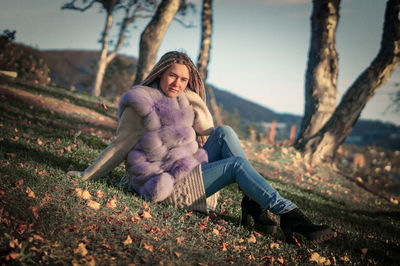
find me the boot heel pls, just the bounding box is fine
[282,228,296,244]
[241,208,254,227]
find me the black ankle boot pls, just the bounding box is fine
[241,195,278,234]
[280,208,334,244]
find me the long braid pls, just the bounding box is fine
[141,51,208,146]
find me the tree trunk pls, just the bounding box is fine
[197,0,212,81]
[196,0,222,126]
[301,0,400,165]
[92,10,113,97]
[295,0,340,147]
[133,0,180,85]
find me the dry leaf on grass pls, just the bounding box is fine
[248,234,257,244]
[139,210,152,219]
[87,200,101,210]
[176,237,184,244]
[75,188,92,200]
[220,242,228,251]
[29,206,39,219]
[96,190,104,198]
[174,252,182,258]
[143,242,154,252]
[106,197,117,209]
[310,252,329,265]
[26,187,36,198]
[123,235,133,246]
[74,243,88,256]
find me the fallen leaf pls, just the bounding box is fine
[15,224,27,235]
[339,255,350,262]
[96,190,104,198]
[87,200,101,210]
[269,242,280,249]
[6,252,19,261]
[15,179,24,189]
[140,211,152,219]
[84,255,96,266]
[75,188,92,200]
[26,187,36,198]
[37,138,44,146]
[174,252,182,258]
[253,231,263,237]
[29,206,39,219]
[106,198,117,209]
[248,234,257,244]
[176,237,184,244]
[123,235,133,246]
[163,212,169,219]
[276,256,284,265]
[220,242,228,251]
[142,201,150,211]
[74,243,88,256]
[9,238,22,249]
[0,189,4,196]
[213,229,220,236]
[100,102,108,110]
[6,153,16,158]
[361,248,368,255]
[32,234,44,242]
[310,252,328,265]
[143,242,154,252]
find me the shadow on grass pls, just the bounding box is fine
[0,140,87,172]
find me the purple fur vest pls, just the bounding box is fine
[118,86,208,202]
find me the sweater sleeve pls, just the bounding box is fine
[81,107,144,180]
[185,89,215,136]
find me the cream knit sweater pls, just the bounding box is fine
[74,89,219,213]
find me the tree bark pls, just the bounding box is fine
[301,0,400,165]
[92,9,113,97]
[133,0,180,85]
[295,0,340,147]
[197,0,212,81]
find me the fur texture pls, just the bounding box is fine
[119,86,207,202]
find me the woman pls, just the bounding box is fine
[68,51,333,244]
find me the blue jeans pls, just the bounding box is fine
[201,125,297,214]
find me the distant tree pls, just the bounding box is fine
[196,0,222,126]
[62,0,155,96]
[295,0,340,145]
[81,55,136,97]
[297,0,400,166]
[133,0,195,85]
[387,84,400,112]
[197,0,212,81]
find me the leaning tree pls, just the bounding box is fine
[62,0,155,96]
[133,0,195,85]
[296,0,400,166]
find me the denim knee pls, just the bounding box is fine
[215,125,236,138]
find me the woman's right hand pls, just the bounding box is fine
[67,170,84,178]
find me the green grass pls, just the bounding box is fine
[1,78,399,265]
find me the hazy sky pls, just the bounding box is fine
[1,0,399,125]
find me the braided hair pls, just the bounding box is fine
[142,51,208,146]
[141,51,206,101]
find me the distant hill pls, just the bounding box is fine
[39,49,400,149]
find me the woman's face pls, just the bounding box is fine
[159,63,190,98]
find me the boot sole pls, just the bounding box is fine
[283,227,334,244]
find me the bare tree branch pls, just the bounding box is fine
[61,0,98,11]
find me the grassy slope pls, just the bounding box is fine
[1,79,399,265]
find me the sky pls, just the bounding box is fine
[1,0,399,125]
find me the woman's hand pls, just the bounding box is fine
[67,170,84,178]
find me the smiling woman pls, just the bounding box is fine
[68,50,334,244]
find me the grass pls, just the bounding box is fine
[1,78,399,265]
